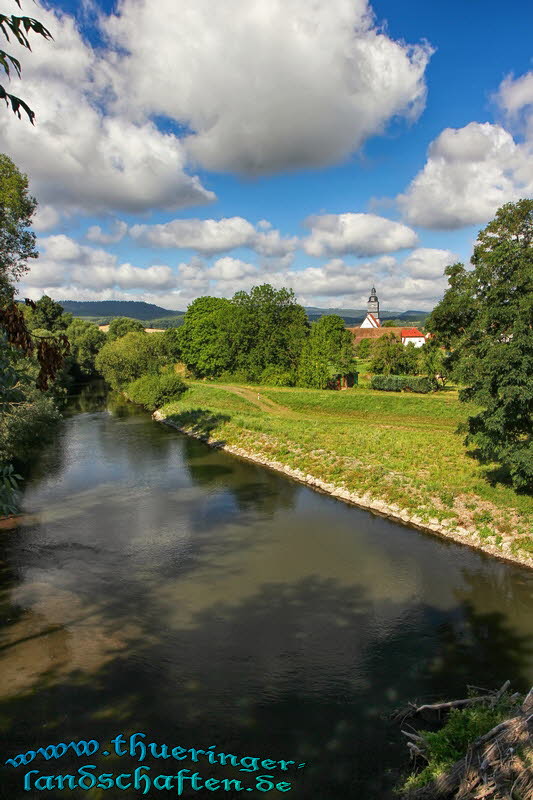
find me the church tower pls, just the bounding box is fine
[360,287,381,328]
[367,287,379,321]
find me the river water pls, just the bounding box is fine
[1,385,532,798]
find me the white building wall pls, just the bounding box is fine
[402,336,425,348]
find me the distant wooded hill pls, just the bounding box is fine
[58,300,185,320]
[55,299,429,328]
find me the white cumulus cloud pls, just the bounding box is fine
[23,235,180,293]
[303,213,418,257]
[102,0,432,174]
[398,74,533,230]
[130,217,298,257]
[0,3,215,217]
[401,248,458,279]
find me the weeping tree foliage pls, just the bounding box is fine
[0,0,53,124]
[427,199,533,491]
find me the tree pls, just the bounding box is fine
[370,333,418,375]
[25,294,72,331]
[107,316,145,341]
[177,296,232,377]
[0,152,37,301]
[297,314,355,389]
[66,318,106,377]
[230,284,308,379]
[356,338,373,359]
[162,326,181,363]
[0,156,68,392]
[427,199,533,491]
[1,0,53,124]
[95,331,167,390]
[420,338,448,386]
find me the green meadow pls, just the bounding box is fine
[160,383,533,557]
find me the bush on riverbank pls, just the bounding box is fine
[95,332,169,389]
[126,372,187,410]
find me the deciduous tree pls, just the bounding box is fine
[107,316,145,341]
[0,152,37,301]
[370,333,418,376]
[66,318,106,377]
[427,199,533,491]
[297,314,355,389]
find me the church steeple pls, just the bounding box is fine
[367,286,379,320]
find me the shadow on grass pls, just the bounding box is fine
[465,448,531,494]
[165,408,231,444]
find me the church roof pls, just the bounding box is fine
[347,326,425,341]
[347,326,405,340]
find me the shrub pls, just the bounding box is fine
[260,365,295,386]
[0,392,61,466]
[107,317,145,341]
[371,375,438,393]
[95,332,167,389]
[216,370,252,384]
[126,373,187,410]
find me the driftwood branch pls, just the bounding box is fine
[396,681,516,723]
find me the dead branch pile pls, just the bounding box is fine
[400,683,533,800]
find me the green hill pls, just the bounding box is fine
[58,300,185,321]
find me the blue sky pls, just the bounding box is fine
[3,0,533,310]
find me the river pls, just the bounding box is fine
[1,384,532,798]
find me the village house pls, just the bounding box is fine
[347,287,426,347]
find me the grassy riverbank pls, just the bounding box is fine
[157,383,533,565]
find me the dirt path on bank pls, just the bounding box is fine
[199,383,300,417]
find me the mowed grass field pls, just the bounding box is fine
[160,383,533,557]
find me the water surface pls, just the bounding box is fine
[1,385,532,798]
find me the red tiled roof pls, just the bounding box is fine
[347,326,404,340]
[401,328,424,337]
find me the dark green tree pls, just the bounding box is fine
[297,314,355,389]
[177,296,232,378]
[427,199,533,491]
[107,316,145,341]
[25,294,72,331]
[230,284,308,379]
[1,0,53,124]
